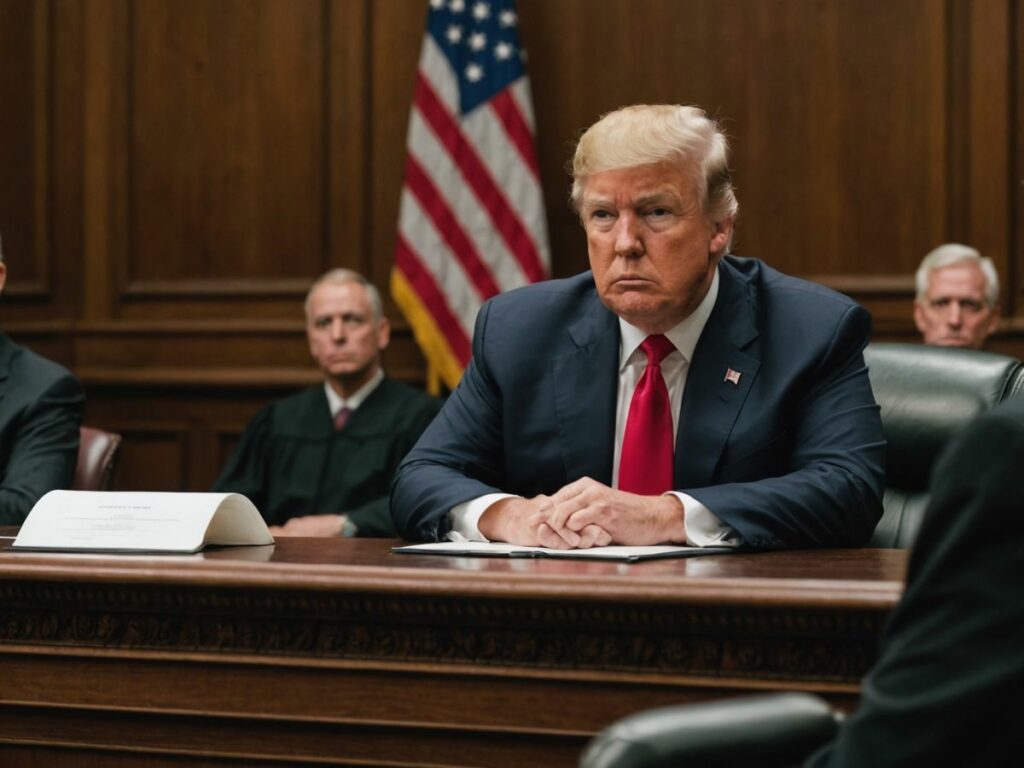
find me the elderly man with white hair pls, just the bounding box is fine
[913,243,1001,349]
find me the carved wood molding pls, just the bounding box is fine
[0,581,884,683]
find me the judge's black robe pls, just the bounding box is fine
[213,378,439,536]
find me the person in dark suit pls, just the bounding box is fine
[0,239,84,523]
[391,104,885,549]
[804,395,1024,766]
[212,269,440,537]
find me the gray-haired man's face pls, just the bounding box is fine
[914,262,999,349]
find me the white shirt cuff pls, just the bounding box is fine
[447,493,516,542]
[671,492,742,547]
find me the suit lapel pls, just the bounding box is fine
[553,293,619,485]
[677,262,762,488]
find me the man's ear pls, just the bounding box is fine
[377,316,392,351]
[0,262,7,295]
[709,218,734,256]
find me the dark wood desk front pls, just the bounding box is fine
[0,535,906,767]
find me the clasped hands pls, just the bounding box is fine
[269,513,346,536]
[478,476,687,549]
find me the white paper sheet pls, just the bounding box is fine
[393,541,732,562]
[12,490,274,553]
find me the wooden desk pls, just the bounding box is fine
[0,534,906,767]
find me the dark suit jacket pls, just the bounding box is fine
[391,256,885,547]
[0,332,84,524]
[806,396,1024,767]
[212,378,440,536]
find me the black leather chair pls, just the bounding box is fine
[579,693,840,768]
[864,343,1024,547]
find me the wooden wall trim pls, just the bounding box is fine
[120,278,312,298]
[78,367,319,388]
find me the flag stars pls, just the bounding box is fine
[494,41,514,60]
[429,0,445,9]
[446,24,463,44]
[469,31,487,51]
[449,0,465,12]
[465,62,484,82]
[472,2,490,20]
[499,9,517,27]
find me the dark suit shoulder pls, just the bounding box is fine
[721,256,872,353]
[723,255,861,313]
[917,396,1024,549]
[7,342,80,392]
[1,338,83,411]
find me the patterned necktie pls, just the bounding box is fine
[333,407,352,431]
[619,334,676,494]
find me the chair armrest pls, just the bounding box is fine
[580,692,840,768]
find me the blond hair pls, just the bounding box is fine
[570,104,739,233]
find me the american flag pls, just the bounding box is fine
[391,0,551,392]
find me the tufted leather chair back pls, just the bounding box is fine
[73,426,123,491]
[864,343,1024,547]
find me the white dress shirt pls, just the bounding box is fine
[323,368,384,420]
[448,269,740,547]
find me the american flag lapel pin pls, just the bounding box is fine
[724,368,742,386]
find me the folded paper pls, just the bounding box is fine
[12,490,273,554]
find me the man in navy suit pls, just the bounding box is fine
[391,104,885,550]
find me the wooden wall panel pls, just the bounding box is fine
[109,428,189,491]
[0,0,49,298]
[514,0,1012,332]
[82,383,302,491]
[127,0,325,290]
[368,0,421,294]
[0,0,1021,492]
[73,0,375,325]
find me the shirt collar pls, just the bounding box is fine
[324,368,384,417]
[618,265,720,370]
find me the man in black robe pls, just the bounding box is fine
[213,270,440,537]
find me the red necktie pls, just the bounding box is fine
[619,334,675,495]
[333,407,352,431]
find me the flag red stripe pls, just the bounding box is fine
[415,72,547,283]
[394,234,472,366]
[403,153,502,300]
[489,89,540,179]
